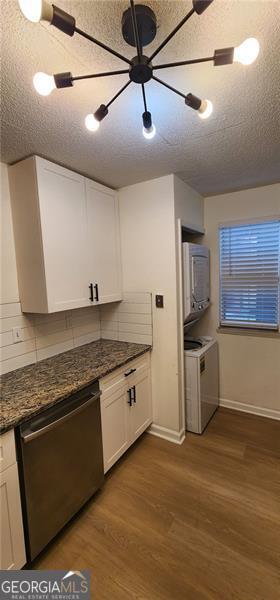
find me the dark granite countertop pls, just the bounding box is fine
[0,339,151,434]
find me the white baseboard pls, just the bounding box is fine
[148,423,185,445]
[219,398,280,421]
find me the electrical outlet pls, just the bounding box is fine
[12,327,23,343]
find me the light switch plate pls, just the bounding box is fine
[12,327,23,343]
[155,294,164,308]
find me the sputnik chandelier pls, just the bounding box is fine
[19,0,260,140]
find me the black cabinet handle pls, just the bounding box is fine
[124,368,136,377]
[94,283,99,302]
[89,283,94,302]
[127,388,132,407]
[130,385,136,403]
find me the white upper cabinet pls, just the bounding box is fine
[85,178,122,305]
[9,156,122,313]
[36,159,90,312]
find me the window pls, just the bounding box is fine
[219,220,280,330]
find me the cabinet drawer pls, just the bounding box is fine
[0,429,16,473]
[100,352,150,400]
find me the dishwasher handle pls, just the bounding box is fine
[21,391,101,444]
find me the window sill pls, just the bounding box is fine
[217,326,280,339]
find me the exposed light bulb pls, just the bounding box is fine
[233,38,260,65]
[33,72,55,96]
[85,114,100,132]
[198,99,213,119]
[143,124,156,140]
[18,0,53,23]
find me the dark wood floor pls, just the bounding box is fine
[34,408,280,599]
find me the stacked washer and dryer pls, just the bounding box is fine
[182,243,219,434]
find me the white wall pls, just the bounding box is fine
[174,176,204,231]
[119,175,204,440]
[119,175,181,437]
[194,183,280,416]
[173,176,204,428]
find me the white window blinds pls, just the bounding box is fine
[219,220,280,329]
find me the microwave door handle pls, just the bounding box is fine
[191,257,196,300]
[21,391,101,444]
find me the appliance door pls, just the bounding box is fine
[191,254,210,307]
[199,344,219,433]
[183,243,210,324]
[19,384,104,561]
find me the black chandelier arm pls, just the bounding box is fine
[72,69,130,82]
[105,80,132,109]
[130,0,142,59]
[153,56,214,70]
[141,84,148,113]
[74,26,131,66]
[152,75,186,100]
[149,7,195,63]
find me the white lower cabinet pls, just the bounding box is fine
[0,430,26,570]
[101,388,130,472]
[129,369,152,441]
[100,353,152,473]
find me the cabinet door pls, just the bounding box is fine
[0,463,26,570]
[36,157,91,312]
[129,370,152,443]
[85,179,122,305]
[101,388,130,473]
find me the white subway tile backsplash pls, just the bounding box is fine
[33,311,69,325]
[35,328,73,351]
[118,322,152,335]
[72,321,100,339]
[1,351,37,375]
[36,339,74,362]
[101,330,119,341]
[100,292,152,346]
[0,302,101,375]
[1,339,36,361]
[99,305,119,322]
[70,306,100,321]
[118,302,151,314]
[20,327,36,342]
[0,293,152,375]
[118,332,153,345]
[100,321,119,334]
[0,303,23,319]
[0,331,13,348]
[73,330,100,348]
[33,319,67,337]
[122,292,151,304]
[118,312,152,325]
[0,314,33,333]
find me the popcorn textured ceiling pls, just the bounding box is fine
[1,0,279,194]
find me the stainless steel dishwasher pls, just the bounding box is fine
[17,381,104,562]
